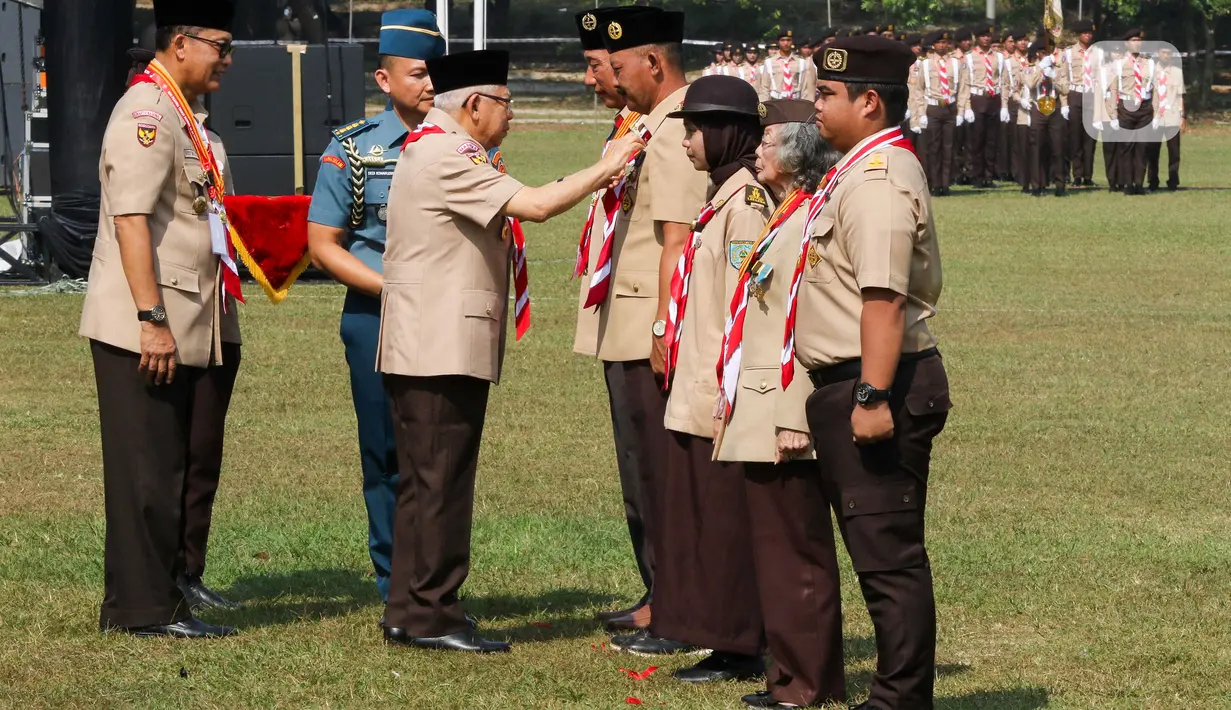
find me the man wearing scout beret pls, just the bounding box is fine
[306,10,445,612]
[81,0,243,638]
[379,49,642,653]
[1106,29,1154,194]
[966,25,1003,188]
[758,29,814,103]
[910,29,970,195]
[1064,20,1100,187]
[592,8,710,654]
[786,36,950,709]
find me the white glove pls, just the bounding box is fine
[1151,117,1161,130]
[1000,107,1011,123]
[1026,114,1032,127]
[904,108,912,119]
[1110,119,1121,131]
[1061,106,1070,120]
[1043,67,1056,80]
[964,109,975,123]
[956,114,965,127]
[911,125,922,134]
[1092,120,1103,131]
[919,115,929,129]
[1040,55,1054,69]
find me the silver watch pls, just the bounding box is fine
[652,319,667,338]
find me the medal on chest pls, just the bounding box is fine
[377,204,388,223]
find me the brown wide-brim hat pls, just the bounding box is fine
[667,75,761,120]
[814,35,915,85]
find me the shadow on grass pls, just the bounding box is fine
[938,687,1050,709]
[216,568,378,628]
[465,588,621,642]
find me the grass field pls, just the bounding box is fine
[3,120,1231,709]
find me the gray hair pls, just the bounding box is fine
[771,122,840,192]
[433,85,502,113]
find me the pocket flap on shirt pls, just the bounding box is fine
[809,214,835,239]
[840,483,919,518]
[383,261,423,285]
[462,290,500,320]
[612,269,656,298]
[155,261,200,294]
[739,366,779,395]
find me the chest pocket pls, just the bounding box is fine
[623,162,645,223]
[364,168,395,208]
[176,157,210,217]
[805,214,838,285]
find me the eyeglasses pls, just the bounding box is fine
[184,34,235,59]
[474,93,513,107]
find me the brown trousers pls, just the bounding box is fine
[1146,130,1181,188]
[1067,91,1098,182]
[651,431,764,656]
[92,339,240,629]
[1015,123,1031,189]
[806,353,950,710]
[606,360,658,599]
[1029,107,1066,190]
[923,104,957,190]
[746,460,845,707]
[1116,99,1154,188]
[383,374,489,637]
[968,94,1000,181]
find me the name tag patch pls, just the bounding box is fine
[131,109,164,122]
[366,168,395,178]
[457,140,483,155]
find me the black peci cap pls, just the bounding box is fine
[759,99,815,126]
[1072,20,1096,34]
[602,9,685,53]
[427,49,509,95]
[814,35,916,85]
[667,75,760,119]
[154,0,235,31]
[1122,28,1144,40]
[577,7,659,51]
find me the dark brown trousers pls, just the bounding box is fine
[997,107,1012,179]
[1015,123,1031,189]
[1146,130,1181,188]
[968,94,1000,181]
[746,460,845,708]
[1103,125,1119,186]
[923,104,957,190]
[620,360,670,601]
[383,374,489,637]
[1067,91,1097,182]
[605,360,654,598]
[651,431,764,656]
[1116,99,1154,188]
[806,354,951,710]
[92,339,240,629]
[1029,107,1066,190]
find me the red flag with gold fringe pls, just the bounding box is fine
[223,195,313,304]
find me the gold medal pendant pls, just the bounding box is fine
[192,196,209,215]
[1037,95,1056,116]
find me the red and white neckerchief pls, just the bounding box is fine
[1157,68,1169,111]
[1133,56,1145,102]
[132,60,244,308]
[662,197,724,387]
[1082,47,1094,91]
[584,121,654,308]
[939,58,952,103]
[781,127,917,389]
[575,112,641,278]
[982,50,995,93]
[780,55,796,96]
[404,124,532,340]
[717,188,808,418]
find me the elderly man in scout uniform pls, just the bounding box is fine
[1106,29,1155,195]
[378,49,641,654]
[715,99,846,710]
[758,29,814,102]
[571,4,663,634]
[80,0,243,639]
[591,8,709,655]
[1064,20,1100,187]
[911,29,970,196]
[786,35,951,709]
[965,25,1003,188]
[1147,46,1184,191]
[306,10,444,610]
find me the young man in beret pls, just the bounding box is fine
[1064,20,1100,187]
[1105,29,1155,194]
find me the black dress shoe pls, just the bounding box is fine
[384,627,510,653]
[1167,182,1179,191]
[1020,186,1031,194]
[1054,185,1067,197]
[610,628,701,656]
[742,691,776,708]
[673,652,765,683]
[1084,178,1096,187]
[113,616,237,639]
[179,575,243,611]
[381,615,478,630]
[1071,179,1082,188]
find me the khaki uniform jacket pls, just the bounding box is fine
[1001,55,1032,125]
[594,85,708,362]
[1105,53,1156,117]
[1025,56,1071,108]
[784,140,942,402]
[757,54,816,102]
[714,204,814,464]
[664,168,770,439]
[80,81,240,369]
[1064,45,1100,96]
[1153,64,1184,126]
[377,108,525,383]
[965,48,1003,99]
[909,53,971,116]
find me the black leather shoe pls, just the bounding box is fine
[611,628,701,656]
[381,615,478,630]
[1084,178,1096,187]
[113,616,237,639]
[1071,179,1082,188]
[179,575,243,611]
[1054,186,1067,197]
[673,652,765,683]
[742,691,776,708]
[1167,182,1179,191]
[384,627,510,653]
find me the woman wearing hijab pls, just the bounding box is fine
[715,100,846,710]
[612,74,772,682]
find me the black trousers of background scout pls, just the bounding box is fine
[1146,129,1181,189]
[968,94,1000,182]
[806,352,950,710]
[746,460,845,708]
[997,108,1014,181]
[1067,91,1097,183]
[651,431,764,656]
[92,340,241,630]
[604,360,655,599]
[383,374,489,637]
[1029,107,1066,190]
[1015,121,1031,189]
[924,104,957,190]
[1116,99,1153,189]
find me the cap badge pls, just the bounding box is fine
[757,102,767,118]
[608,22,623,40]
[823,48,848,73]
[581,13,597,31]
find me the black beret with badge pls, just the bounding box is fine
[602,9,685,53]
[426,49,509,95]
[1122,28,1144,40]
[814,35,916,85]
[154,0,235,31]
[1072,20,1096,34]
[758,99,816,126]
[577,6,659,51]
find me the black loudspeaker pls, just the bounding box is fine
[0,0,41,189]
[226,153,324,196]
[206,41,365,158]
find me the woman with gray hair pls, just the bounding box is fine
[712,100,847,710]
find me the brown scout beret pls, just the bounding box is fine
[815,35,916,85]
[759,99,815,126]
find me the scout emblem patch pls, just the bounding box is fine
[744,185,768,208]
[822,48,848,73]
[621,191,633,213]
[808,243,821,268]
[136,123,157,147]
[729,240,754,269]
[757,102,767,118]
[581,13,597,31]
[608,22,623,40]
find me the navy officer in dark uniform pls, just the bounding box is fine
[306,9,445,609]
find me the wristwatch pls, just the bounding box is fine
[137,305,168,325]
[652,319,667,338]
[854,382,891,406]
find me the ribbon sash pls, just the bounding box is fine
[575,112,641,278]
[662,199,722,387]
[584,120,654,309]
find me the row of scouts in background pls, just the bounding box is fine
[705,22,1185,197]
[85,1,941,709]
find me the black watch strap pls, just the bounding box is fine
[855,381,892,405]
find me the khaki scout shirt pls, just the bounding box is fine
[1026,55,1070,109]
[788,140,942,378]
[1064,45,1099,95]
[80,81,240,369]
[910,53,971,114]
[757,54,816,102]
[573,108,631,357]
[1001,55,1032,124]
[965,48,1002,99]
[714,205,814,464]
[1106,53,1156,117]
[664,168,770,439]
[594,85,708,363]
[377,108,525,383]
[1154,64,1184,125]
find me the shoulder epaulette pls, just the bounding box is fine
[744,184,769,208]
[332,119,376,142]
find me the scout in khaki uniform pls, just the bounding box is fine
[731,44,760,86]
[1105,29,1155,195]
[786,36,951,710]
[715,100,846,710]
[951,27,973,186]
[625,75,771,678]
[1025,40,1070,196]
[758,29,814,102]
[994,29,1019,181]
[965,25,1003,187]
[1147,46,1184,191]
[1064,20,1100,186]
[1002,32,1032,191]
[378,50,642,654]
[80,0,242,639]
[745,43,762,69]
[704,42,726,77]
[596,8,710,655]
[910,29,971,195]
[572,4,661,634]
[1098,45,1125,191]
